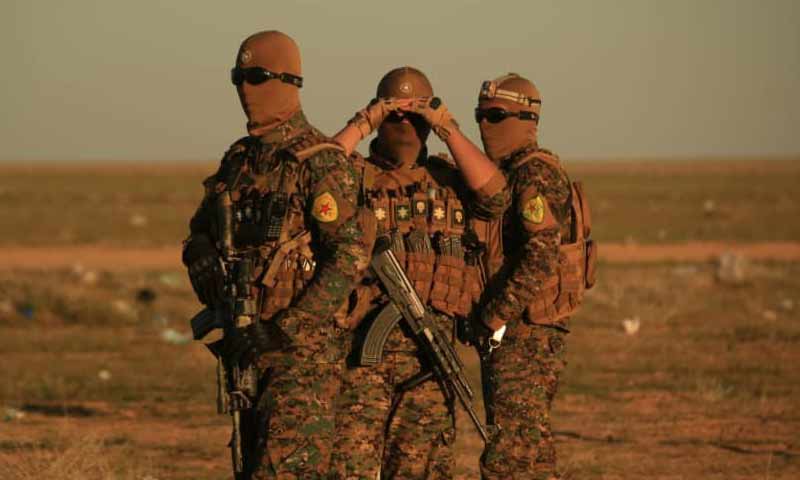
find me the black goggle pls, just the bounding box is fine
[474,107,539,124]
[230,67,303,88]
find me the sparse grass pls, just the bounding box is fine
[0,434,155,480]
[0,159,798,247]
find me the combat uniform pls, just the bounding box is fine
[476,74,596,480]
[183,31,374,480]
[331,141,508,479]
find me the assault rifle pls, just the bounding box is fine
[361,237,493,443]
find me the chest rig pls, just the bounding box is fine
[356,155,485,319]
[212,132,345,320]
[505,148,597,326]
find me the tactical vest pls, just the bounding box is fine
[352,154,486,320]
[509,150,597,325]
[208,130,346,321]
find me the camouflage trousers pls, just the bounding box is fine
[331,313,456,479]
[478,319,568,480]
[236,346,344,480]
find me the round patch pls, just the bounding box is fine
[522,195,545,223]
[399,82,411,95]
[311,192,339,223]
[240,49,253,65]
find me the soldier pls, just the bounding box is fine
[474,73,596,479]
[329,67,510,479]
[181,31,374,479]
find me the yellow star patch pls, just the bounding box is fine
[522,195,545,223]
[311,192,338,223]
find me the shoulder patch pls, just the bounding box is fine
[522,195,546,223]
[311,191,339,223]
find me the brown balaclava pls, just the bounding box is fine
[478,73,541,162]
[373,66,433,168]
[235,31,302,136]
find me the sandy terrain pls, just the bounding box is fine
[1,242,799,271]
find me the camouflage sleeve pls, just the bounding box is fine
[469,169,511,221]
[482,161,570,331]
[288,148,374,320]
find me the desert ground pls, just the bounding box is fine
[1,159,798,479]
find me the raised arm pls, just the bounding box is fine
[406,97,510,219]
[333,98,412,156]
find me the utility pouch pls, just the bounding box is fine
[405,229,435,303]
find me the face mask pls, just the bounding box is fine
[234,31,302,135]
[476,74,542,161]
[477,100,538,161]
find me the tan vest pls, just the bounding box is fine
[350,154,486,322]
[510,151,597,325]
[208,131,346,320]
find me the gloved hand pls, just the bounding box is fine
[348,97,409,139]
[458,314,494,348]
[183,235,225,306]
[404,96,459,140]
[221,319,292,369]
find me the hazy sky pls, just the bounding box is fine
[3,0,799,161]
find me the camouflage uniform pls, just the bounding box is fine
[184,110,372,479]
[331,143,508,480]
[479,146,574,480]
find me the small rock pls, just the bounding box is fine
[3,407,25,421]
[703,199,716,215]
[111,300,136,319]
[0,300,13,316]
[98,370,112,381]
[716,252,748,285]
[762,310,778,321]
[622,317,641,335]
[161,328,191,345]
[70,262,86,277]
[130,214,148,227]
[780,299,794,312]
[81,270,98,286]
[158,273,182,288]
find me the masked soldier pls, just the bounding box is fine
[182,30,375,479]
[474,73,596,479]
[328,67,509,479]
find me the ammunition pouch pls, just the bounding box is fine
[184,234,225,306]
[258,231,315,320]
[429,254,482,318]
